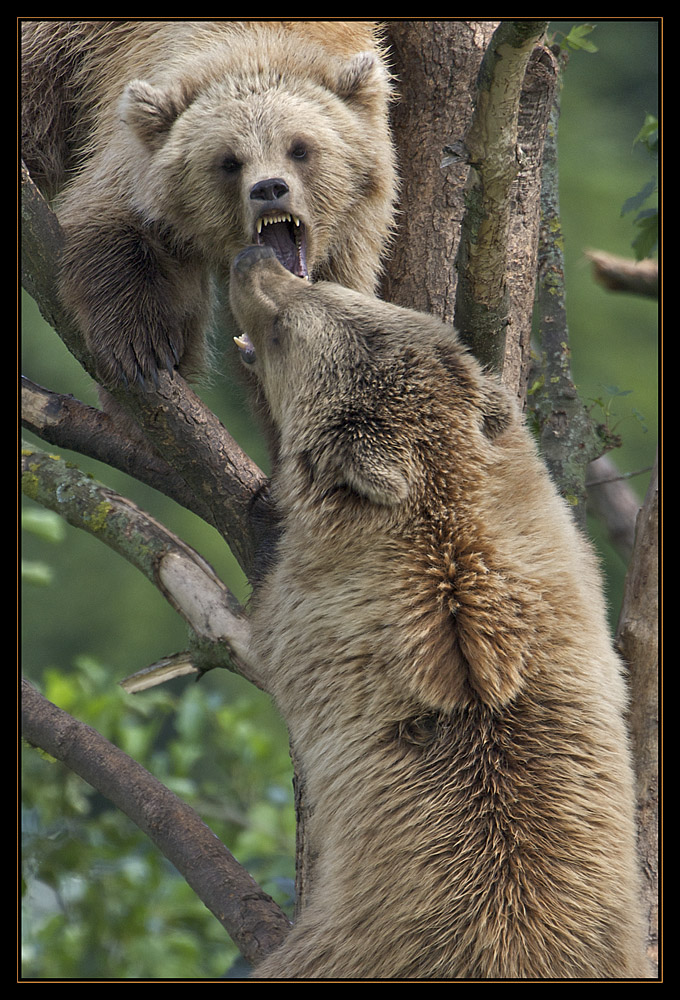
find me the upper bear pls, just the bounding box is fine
[21,20,396,389]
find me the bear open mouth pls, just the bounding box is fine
[255,214,308,279]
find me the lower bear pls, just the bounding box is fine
[21,20,395,390]
[229,246,649,980]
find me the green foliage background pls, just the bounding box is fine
[21,19,659,980]
[548,19,658,616]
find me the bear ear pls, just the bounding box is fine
[480,379,515,440]
[334,51,387,102]
[120,79,191,149]
[335,433,412,507]
[342,452,411,507]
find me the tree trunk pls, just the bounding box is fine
[382,20,557,402]
[382,21,498,326]
[616,453,659,972]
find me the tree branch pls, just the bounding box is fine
[586,454,645,562]
[21,442,261,688]
[529,59,605,525]
[21,162,88,368]
[585,249,658,299]
[116,370,268,578]
[453,19,550,373]
[22,375,219,527]
[21,678,291,967]
[20,163,268,579]
[502,42,559,401]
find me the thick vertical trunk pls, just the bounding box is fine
[382,20,498,327]
[382,20,557,403]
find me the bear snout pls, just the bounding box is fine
[249,176,290,203]
[230,245,291,343]
[232,244,278,276]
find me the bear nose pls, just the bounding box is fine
[250,177,290,202]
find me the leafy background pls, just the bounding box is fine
[21,19,659,980]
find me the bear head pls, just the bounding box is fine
[119,45,395,295]
[229,246,514,513]
[231,246,538,713]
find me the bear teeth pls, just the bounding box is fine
[256,213,301,234]
[233,332,256,364]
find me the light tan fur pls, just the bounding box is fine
[229,247,649,980]
[21,20,395,387]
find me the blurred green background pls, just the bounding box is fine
[21,19,659,980]
[547,19,658,617]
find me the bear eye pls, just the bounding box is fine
[289,142,308,161]
[221,155,242,174]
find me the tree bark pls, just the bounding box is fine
[22,679,291,966]
[616,454,659,973]
[382,20,557,401]
[502,41,559,401]
[452,20,550,376]
[530,67,606,527]
[382,20,498,325]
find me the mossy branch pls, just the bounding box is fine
[21,441,259,686]
[528,63,605,525]
[454,19,550,373]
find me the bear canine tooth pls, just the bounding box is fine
[233,332,256,363]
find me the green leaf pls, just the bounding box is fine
[634,113,659,156]
[22,507,66,544]
[621,178,657,217]
[622,116,658,258]
[21,560,54,587]
[563,24,599,52]
[631,212,659,260]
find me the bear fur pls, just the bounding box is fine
[21,20,395,389]
[229,246,649,980]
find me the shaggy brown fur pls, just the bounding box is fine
[21,20,395,388]
[229,247,649,981]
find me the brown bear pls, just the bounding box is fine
[21,20,396,389]
[229,245,650,980]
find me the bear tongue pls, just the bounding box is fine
[258,220,308,279]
